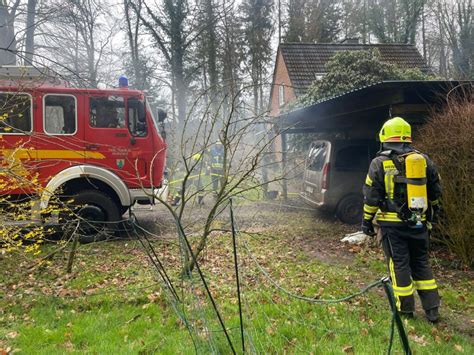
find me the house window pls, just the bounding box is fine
[279,84,285,106]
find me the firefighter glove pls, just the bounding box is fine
[431,205,440,224]
[362,219,376,236]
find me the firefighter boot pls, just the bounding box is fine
[425,307,440,323]
[398,312,414,319]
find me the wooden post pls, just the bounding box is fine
[281,131,288,200]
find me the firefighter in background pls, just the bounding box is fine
[210,141,224,193]
[362,117,442,323]
[191,152,205,205]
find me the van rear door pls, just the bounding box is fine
[302,141,330,205]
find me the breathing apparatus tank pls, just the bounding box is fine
[405,153,428,227]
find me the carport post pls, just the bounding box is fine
[281,131,288,200]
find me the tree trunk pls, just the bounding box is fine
[0,2,17,65]
[437,4,448,77]
[24,0,37,64]
[205,0,218,109]
[421,3,426,60]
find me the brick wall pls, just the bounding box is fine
[269,50,297,118]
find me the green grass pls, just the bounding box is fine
[1,205,472,354]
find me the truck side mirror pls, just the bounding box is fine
[157,108,167,123]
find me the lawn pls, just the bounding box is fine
[1,201,472,354]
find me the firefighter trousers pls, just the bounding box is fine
[211,168,223,192]
[381,226,440,314]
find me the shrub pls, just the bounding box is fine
[417,95,474,267]
[297,49,435,107]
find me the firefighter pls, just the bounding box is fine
[362,117,442,323]
[210,141,224,193]
[191,152,205,205]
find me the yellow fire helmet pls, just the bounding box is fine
[379,116,412,143]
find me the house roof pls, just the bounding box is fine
[279,43,431,96]
[277,80,472,134]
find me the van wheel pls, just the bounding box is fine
[63,190,121,243]
[336,195,363,225]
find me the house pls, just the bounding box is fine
[268,42,431,119]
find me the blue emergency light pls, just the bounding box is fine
[118,75,129,88]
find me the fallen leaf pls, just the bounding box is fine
[6,331,18,339]
[342,345,354,354]
[410,334,428,346]
[454,344,463,352]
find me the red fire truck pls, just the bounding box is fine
[0,67,167,240]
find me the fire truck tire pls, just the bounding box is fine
[68,190,121,244]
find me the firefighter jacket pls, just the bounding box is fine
[210,144,224,170]
[363,148,442,226]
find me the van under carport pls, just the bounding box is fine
[275,80,472,223]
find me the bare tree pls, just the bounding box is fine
[24,0,37,63]
[240,0,274,115]
[368,0,426,44]
[437,0,473,79]
[34,0,118,87]
[0,0,21,65]
[131,0,198,125]
[123,0,158,91]
[155,85,282,274]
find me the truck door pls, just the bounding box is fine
[85,95,150,189]
[85,95,130,181]
[125,96,154,189]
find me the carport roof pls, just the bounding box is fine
[277,80,472,133]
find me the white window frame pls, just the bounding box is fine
[279,84,285,106]
[43,93,78,136]
[0,92,33,135]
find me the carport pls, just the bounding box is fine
[276,80,472,199]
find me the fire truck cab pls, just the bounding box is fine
[0,67,167,239]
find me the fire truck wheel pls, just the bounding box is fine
[68,190,121,244]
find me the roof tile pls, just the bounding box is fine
[280,43,430,96]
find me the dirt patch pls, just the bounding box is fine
[292,234,356,265]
